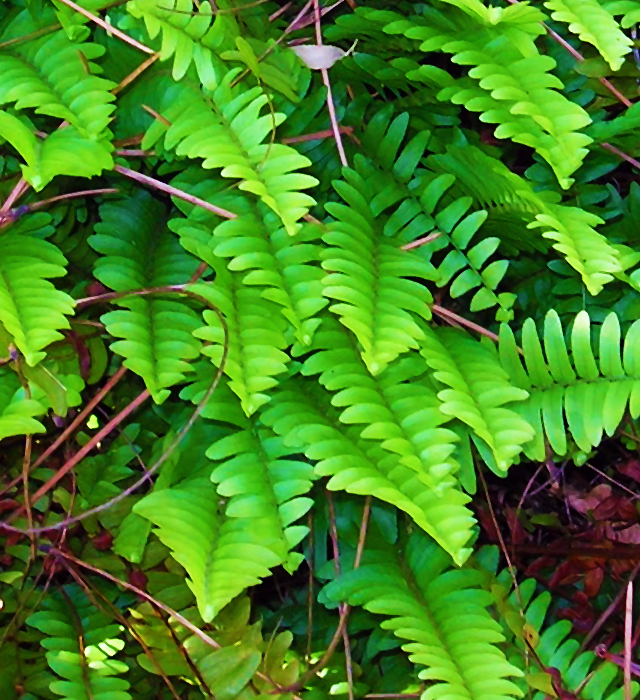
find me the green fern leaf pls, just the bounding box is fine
[0,233,75,366]
[142,70,318,235]
[27,586,131,700]
[421,325,535,473]
[0,369,46,440]
[499,309,640,458]
[323,168,436,375]
[324,532,524,700]
[544,0,632,70]
[89,193,202,403]
[192,273,290,416]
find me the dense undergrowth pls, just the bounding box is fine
[4,0,640,698]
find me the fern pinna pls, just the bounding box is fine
[3,0,640,698]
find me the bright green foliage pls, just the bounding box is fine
[89,193,202,403]
[325,532,524,700]
[499,309,640,459]
[544,0,632,70]
[3,0,640,698]
[142,68,318,235]
[322,169,435,375]
[26,586,131,700]
[0,234,75,366]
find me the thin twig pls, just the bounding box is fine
[114,166,237,219]
[401,232,441,251]
[112,53,159,95]
[432,304,500,343]
[0,24,61,50]
[54,0,154,53]
[602,142,640,169]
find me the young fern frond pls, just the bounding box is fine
[192,271,290,416]
[499,309,640,459]
[26,586,131,700]
[322,168,436,375]
[420,325,534,474]
[324,531,524,700]
[0,21,116,138]
[142,70,318,235]
[543,0,632,70]
[0,234,75,367]
[382,4,593,189]
[89,193,202,403]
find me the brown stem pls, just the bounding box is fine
[114,165,236,219]
[431,304,500,343]
[112,53,159,95]
[401,232,441,251]
[54,0,154,54]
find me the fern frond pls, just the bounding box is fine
[543,0,632,70]
[27,585,131,700]
[479,550,640,700]
[192,273,290,416]
[0,110,113,190]
[0,233,75,366]
[383,6,593,189]
[420,325,535,474]
[603,0,640,28]
[135,390,315,620]
[126,0,227,89]
[89,193,202,403]
[262,372,476,566]
[323,167,436,375]
[0,22,116,137]
[499,309,640,459]
[324,531,524,700]
[198,197,327,347]
[0,369,46,440]
[142,70,318,235]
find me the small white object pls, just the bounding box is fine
[291,41,357,70]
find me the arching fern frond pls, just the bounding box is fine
[192,271,290,416]
[0,369,46,440]
[420,325,535,474]
[543,0,632,71]
[134,387,315,621]
[89,192,202,404]
[142,69,318,235]
[0,21,116,138]
[383,5,593,189]
[499,309,640,459]
[292,316,475,563]
[0,233,75,367]
[324,531,524,700]
[323,167,436,375]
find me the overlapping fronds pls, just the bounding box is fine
[379,4,593,189]
[322,168,436,375]
[89,192,202,403]
[290,316,475,564]
[26,585,131,700]
[0,19,116,137]
[192,272,290,416]
[543,0,632,70]
[205,197,327,347]
[134,386,315,620]
[324,531,524,700]
[499,309,640,459]
[0,233,75,366]
[420,324,534,474]
[352,111,514,318]
[142,69,318,235]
